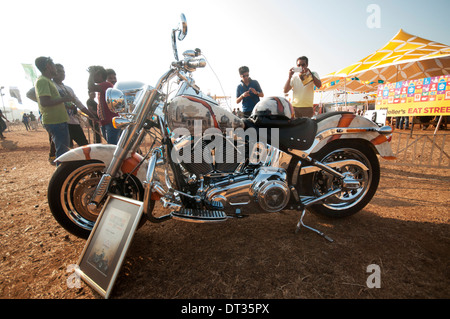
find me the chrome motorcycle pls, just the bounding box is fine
[47,14,395,242]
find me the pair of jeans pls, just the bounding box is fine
[101,123,121,145]
[44,122,70,160]
[396,116,409,129]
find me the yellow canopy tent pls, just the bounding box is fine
[319,29,450,93]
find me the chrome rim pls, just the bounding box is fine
[60,163,142,231]
[312,148,372,211]
[61,163,105,231]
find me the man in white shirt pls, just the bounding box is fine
[283,56,321,118]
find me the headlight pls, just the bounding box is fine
[106,81,145,114]
[106,88,126,113]
[116,81,145,113]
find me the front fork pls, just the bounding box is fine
[86,126,142,213]
[87,87,163,213]
[142,147,173,223]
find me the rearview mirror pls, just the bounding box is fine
[172,13,188,61]
[178,13,188,41]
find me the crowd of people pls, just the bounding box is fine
[235,56,321,118]
[0,110,38,139]
[21,56,120,165]
[21,112,38,131]
[1,54,321,165]
[5,53,447,168]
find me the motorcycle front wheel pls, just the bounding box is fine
[303,140,380,218]
[47,160,144,239]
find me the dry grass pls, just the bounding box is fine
[0,127,448,299]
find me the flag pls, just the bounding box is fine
[9,87,22,104]
[22,63,38,84]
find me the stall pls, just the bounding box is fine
[317,29,450,132]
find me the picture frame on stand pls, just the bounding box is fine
[75,194,144,298]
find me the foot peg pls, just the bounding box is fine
[171,208,228,222]
[295,209,334,242]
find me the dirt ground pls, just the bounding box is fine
[0,125,449,300]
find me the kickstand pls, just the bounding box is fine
[295,209,334,243]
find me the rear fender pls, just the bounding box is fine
[56,144,148,182]
[312,113,395,160]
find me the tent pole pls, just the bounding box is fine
[434,116,443,135]
[344,78,347,108]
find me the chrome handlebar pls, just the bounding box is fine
[176,70,201,94]
[170,53,206,94]
[171,56,206,72]
[185,58,206,70]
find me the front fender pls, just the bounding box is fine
[313,113,395,160]
[56,144,148,182]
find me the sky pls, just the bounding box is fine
[0,0,449,115]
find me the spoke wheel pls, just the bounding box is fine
[301,141,380,218]
[48,161,143,238]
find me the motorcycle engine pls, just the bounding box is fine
[250,167,291,212]
[205,167,290,213]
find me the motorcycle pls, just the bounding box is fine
[47,14,395,242]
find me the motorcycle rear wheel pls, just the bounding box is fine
[304,140,380,218]
[47,160,144,239]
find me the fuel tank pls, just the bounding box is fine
[166,94,244,135]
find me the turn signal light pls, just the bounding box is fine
[112,117,132,129]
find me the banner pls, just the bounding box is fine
[22,63,38,84]
[375,75,450,117]
[9,87,22,104]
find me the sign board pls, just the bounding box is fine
[375,75,450,117]
[364,109,387,126]
[75,194,144,298]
